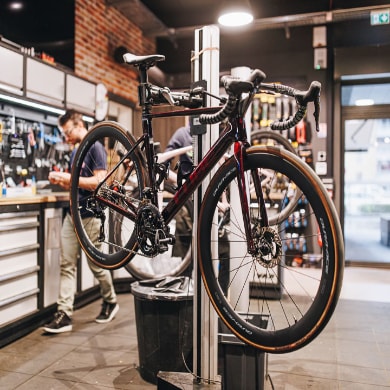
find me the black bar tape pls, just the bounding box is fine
[270,105,307,131]
[272,84,296,97]
[199,94,237,125]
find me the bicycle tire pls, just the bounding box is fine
[70,121,146,270]
[251,129,296,154]
[123,182,194,279]
[198,146,344,353]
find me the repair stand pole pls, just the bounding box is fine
[191,25,220,385]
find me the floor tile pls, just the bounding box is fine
[1,267,390,389]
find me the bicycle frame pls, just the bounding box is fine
[95,105,262,255]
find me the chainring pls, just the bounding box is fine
[136,202,170,257]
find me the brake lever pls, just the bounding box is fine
[314,94,320,132]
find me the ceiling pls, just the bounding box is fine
[1,0,390,87]
[109,0,390,83]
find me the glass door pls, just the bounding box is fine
[344,118,390,265]
[342,80,390,266]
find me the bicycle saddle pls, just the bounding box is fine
[123,53,165,67]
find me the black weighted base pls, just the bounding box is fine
[157,372,221,390]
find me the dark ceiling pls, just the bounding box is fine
[1,0,390,85]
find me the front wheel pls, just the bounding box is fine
[198,146,344,353]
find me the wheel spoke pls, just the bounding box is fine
[198,148,343,352]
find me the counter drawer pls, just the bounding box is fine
[0,246,39,276]
[0,266,39,301]
[0,211,39,251]
[0,293,38,326]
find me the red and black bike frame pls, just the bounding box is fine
[95,91,266,255]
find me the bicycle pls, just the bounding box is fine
[69,53,344,353]
[124,131,296,280]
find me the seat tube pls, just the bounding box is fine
[234,141,255,253]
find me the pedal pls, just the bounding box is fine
[155,229,175,253]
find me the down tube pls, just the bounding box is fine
[162,130,233,224]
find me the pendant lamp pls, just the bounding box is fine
[218,0,254,27]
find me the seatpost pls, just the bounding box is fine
[137,65,151,113]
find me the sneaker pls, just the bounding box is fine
[95,301,119,324]
[42,310,72,333]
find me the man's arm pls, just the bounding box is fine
[48,169,107,191]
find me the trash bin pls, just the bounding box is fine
[218,314,268,390]
[131,277,193,384]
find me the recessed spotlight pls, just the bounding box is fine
[9,1,24,11]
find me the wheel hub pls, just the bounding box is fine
[252,224,282,268]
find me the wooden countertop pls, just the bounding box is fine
[0,192,69,206]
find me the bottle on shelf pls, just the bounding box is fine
[31,175,36,195]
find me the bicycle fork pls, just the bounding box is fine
[234,141,268,255]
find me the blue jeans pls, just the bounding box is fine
[57,213,117,317]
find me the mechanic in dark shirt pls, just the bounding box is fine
[44,110,119,333]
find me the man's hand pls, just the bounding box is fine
[48,171,71,190]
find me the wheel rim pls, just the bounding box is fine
[70,122,145,269]
[198,147,343,352]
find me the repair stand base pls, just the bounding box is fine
[157,372,221,390]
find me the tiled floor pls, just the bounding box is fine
[1,267,390,389]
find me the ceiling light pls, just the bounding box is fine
[355,99,375,106]
[9,1,24,11]
[218,1,254,27]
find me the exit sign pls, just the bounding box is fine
[371,9,390,25]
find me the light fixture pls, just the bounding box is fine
[218,0,254,27]
[355,98,375,106]
[8,1,24,11]
[0,93,94,122]
[0,93,64,115]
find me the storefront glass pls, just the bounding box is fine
[342,84,390,264]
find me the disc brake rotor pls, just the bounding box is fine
[252,224,282,268]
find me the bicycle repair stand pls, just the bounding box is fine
[156,24,221,390]
[157,25,267,390]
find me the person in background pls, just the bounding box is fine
[164,125,193,166]
[164,124,230,294]
[43,109,119,333]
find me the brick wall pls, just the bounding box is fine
[75,0,155,104]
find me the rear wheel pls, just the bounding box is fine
[198,146,344,352]
[70,121,146,269]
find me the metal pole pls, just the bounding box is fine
[192,24,220,384]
